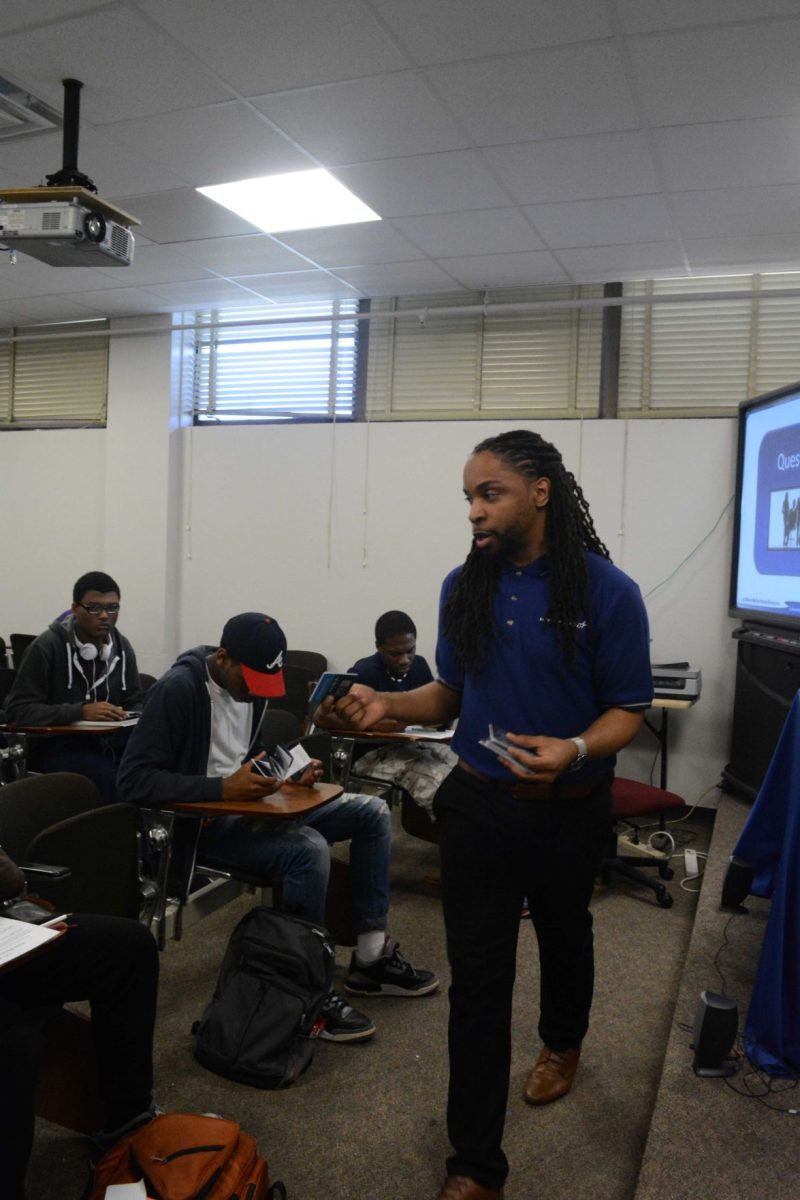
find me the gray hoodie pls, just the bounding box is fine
[5,615,142,726]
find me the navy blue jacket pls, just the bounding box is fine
[117,646,266,806]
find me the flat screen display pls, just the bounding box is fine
[730,381,800,628]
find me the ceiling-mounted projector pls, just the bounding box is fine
[0,77,138,268]
[0,199,134,266]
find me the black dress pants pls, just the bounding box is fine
[0,913,159,1200]
[434,766,612,1188]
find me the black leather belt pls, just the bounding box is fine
[457,758,612,802]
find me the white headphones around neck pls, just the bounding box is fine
[76,638,112,662]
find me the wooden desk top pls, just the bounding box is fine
[164,781,342,819]
[0,721,136,735]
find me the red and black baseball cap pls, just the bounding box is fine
[221,612,287,698]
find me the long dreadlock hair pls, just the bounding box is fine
[442,429,611,673]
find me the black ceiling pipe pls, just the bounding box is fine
[45,77,97,192]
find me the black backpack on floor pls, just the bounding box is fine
[193,906,335,1089]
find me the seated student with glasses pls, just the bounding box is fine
[5,571,143,803]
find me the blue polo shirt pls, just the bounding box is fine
[436,551,653,780]
[348,652,434,693]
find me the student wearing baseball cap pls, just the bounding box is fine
[118,612,437,1043]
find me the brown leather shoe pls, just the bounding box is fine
[435,1176,505,1199]
[523,1044,581,1105]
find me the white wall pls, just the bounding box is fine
[0,428,106,632]
[0,329,739,807]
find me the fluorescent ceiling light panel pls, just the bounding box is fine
[197,169,381,233]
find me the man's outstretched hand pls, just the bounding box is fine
[316,684,389,731]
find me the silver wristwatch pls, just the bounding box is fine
[568,736,588,771]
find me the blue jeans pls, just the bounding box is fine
[198,792,391,932]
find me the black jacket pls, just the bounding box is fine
[5,616,142,726]
[117,647,266,806]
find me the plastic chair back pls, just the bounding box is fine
[10,633,36,669]
[0,772,102,862]
[285,649,328,676]
[26,803,141,918]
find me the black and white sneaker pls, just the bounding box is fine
[318,990,376,1042]
[344,939,439,997]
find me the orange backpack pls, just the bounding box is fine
[87,1113,285,1200]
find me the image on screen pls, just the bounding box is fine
[768,487,800,550]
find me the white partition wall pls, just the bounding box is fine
[0,327,738,806]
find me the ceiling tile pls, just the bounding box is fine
[0,301,27,323]
[0,3,101,33]
[276,223,423,267]
[237,270,362,301]
[170,234,310,275]
[525,194,675,248]
[0,125,189,200]
[428,43,639,145]
[144,278,265,307]
[437,250,568,288]
[0,131,69,189]
[685,234,800,269]
[629,20,800,127]
[0,9,231,124]
[253,73,469,163]
[109,190,256,244]
[393,209,543,257]
[654,119,800,190]
[482,132,661,204]
[334,151,510,217]
[556,243,687,281]
[0,270,41,301]
[97,245,212,288]
[106,102,310,189]
[615,0,800,35]
[139,0,409,95]
[0,259,123,295]
[372,0,611,64]
[671,185,800,238]
[70,128,190,197]
[54,286,175,317]
[334,259,465,295]
[5,294,100,321]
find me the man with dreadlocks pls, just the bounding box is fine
[320,429,652,1200]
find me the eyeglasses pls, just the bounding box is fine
[78,602,121,616]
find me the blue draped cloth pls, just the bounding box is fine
[733,689,800,1076]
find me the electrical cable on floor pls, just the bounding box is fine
[678,849,707,894]
[676,912,800,1111]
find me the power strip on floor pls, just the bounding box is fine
[618,832,670,859]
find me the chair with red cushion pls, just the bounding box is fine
[600,777,687,908]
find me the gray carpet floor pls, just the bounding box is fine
[636,792,800,1200]
[27,805,719,1200]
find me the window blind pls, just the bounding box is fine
[618,274,800,416]
[365,285,603,420]
[0,321,108,427]
[0,331,11,423]
[191,300,360,423]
